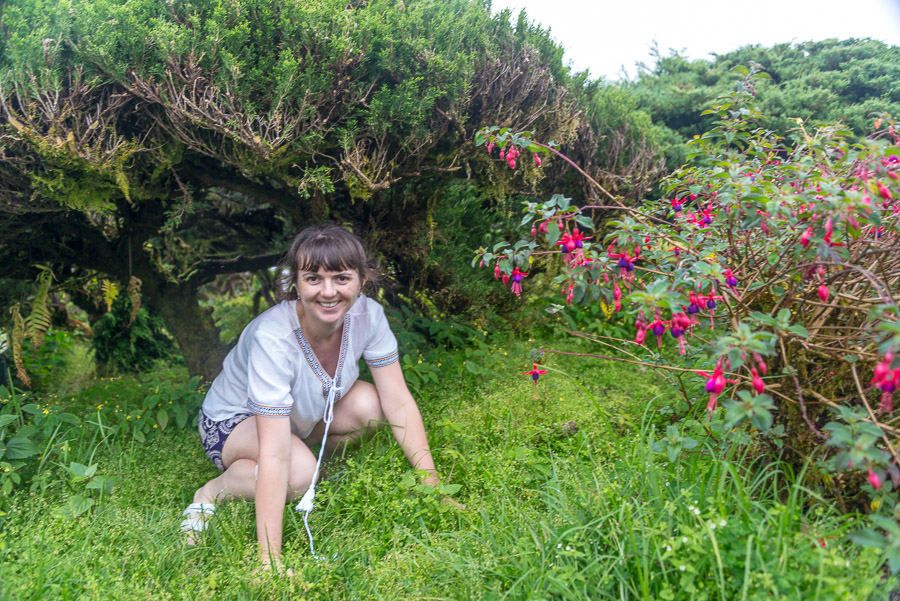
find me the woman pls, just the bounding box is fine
[181,224,441,572]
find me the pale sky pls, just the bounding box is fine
[489,0,900,81]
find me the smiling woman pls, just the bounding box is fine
[180,224,440,573]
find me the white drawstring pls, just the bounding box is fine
[295,379,339,558]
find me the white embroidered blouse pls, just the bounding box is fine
[200,295,399,438]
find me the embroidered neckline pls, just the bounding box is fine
[293,313,350,403]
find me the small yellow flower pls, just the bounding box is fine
[42,409,49,415]
[126,415,131,420]
[153,424,158,428]
[97,405,103,410]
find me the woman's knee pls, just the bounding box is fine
[287,437,316,494]
[348,381,385,426]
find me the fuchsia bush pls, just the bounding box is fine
[474,66,900,569]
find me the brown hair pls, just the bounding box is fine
[277,224,376,301]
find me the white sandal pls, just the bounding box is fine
[180,503,215,539]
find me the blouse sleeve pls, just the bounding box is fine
[363,301,399,369]
[245,331,294,417]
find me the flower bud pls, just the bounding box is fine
[817,284,829,303]
[534,152,541,167]
[868,467,882,490]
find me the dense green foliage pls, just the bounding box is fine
[628,39,900,167]
[0,0,666,380]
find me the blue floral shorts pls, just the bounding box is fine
[198,408,253,471]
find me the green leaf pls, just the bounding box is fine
[85,475,120,494]
[68,462,97,480]
[574,215,594,230]
[5,437,39,459]
[438,483,462,496]
[175,405,188,430]
[156,408,169,432]
[849,528,886,548]
[57,412,80,425]
[55,495,95,519]
[0,415,18,429]
[465,361,482,374]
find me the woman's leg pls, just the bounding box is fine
[303,380,386,455]
[193,417,318,505]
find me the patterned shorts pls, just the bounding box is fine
[198,408,253,471]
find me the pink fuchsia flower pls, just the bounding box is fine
[817,284,829,303]
[751,367,765,395]
[523,362,548,400]
[649,317,667,348]
[670,198,683,213]
[723,269,738,290]
[800,226,813,248]
[608,244,638,282]
[869,350,898,414]
[705,291,724,329]
[523,362,548,382]
[533,152,541,167]
[878,182,893,201]
[669,311,692,355]
[634,314,648,346]
[509,267,528,296]
[686,292,702,323]
[753,353,768,376]
[696,359,738,420]
[613,282,622,312]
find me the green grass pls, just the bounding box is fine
[0,339,894,600]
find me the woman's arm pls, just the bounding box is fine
[371,362,438,485]
[255,416,292,567]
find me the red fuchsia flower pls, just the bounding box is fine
[523,362,548,400]
[669,311,692,355]
[531,224,537,238]
[670,198,683,213]
[502,273,510,286]
[634,314,648,346]
[494,263,502,280]
[723,269,738,290]
[499,149,505,160]
[868,466,882,490]
[705,291,723,329]
[753,353,768,376]
[564,283,574,304]
[878,182,893,201]
[817,284,829,303]
[613,281,622,312]
[509,267,528,296]
[608,244,637,282]
[686,291,702,323]
[487,141,495,155]
[800,226,813,248]
[649,317,668,348]
[533,152,541,167]
[751,367,765,395]
[697,359,738,421]
[869,351,898,413]
[523,362,547,382]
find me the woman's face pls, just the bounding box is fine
[295,267,363,332]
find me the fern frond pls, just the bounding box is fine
[9,305,31,389]
[101,279,119,313]
[126,276,142,326]
[25,267,54,349]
